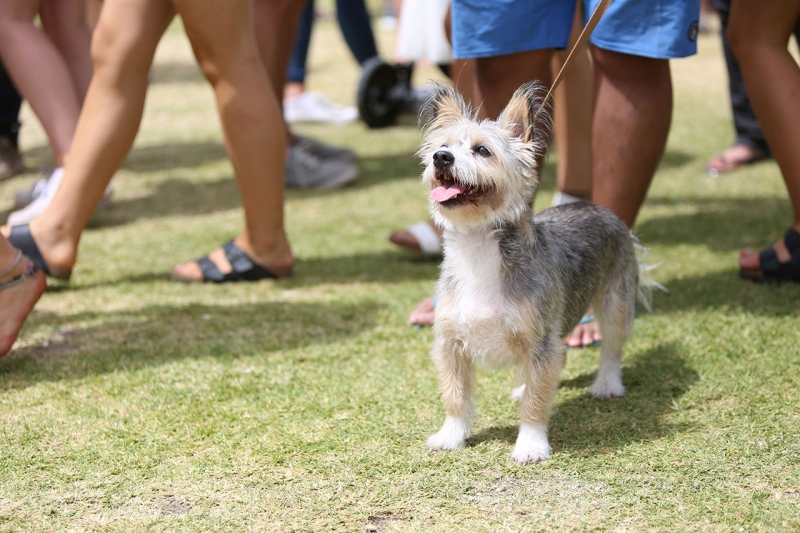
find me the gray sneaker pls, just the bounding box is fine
[0,137,23,181]
[292,135,356,161]
[285,138,358,190]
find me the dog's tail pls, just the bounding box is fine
[632,233,666,313]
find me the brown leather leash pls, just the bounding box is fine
[534,0,613,120]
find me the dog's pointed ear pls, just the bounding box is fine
[498,81,552,150]
[420,80,471,131]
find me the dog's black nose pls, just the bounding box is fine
[433,150,454,170]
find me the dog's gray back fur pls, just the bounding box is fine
[496,201,636,339]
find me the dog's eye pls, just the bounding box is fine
[473,145,491,157]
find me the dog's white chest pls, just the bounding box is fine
[441,234,514,363]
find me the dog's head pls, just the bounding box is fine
[419,81,551,231]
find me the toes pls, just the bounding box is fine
[171,261,203,282]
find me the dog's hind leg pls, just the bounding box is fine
[512,338,565,464]
[427,337,475,451]
[589,282,635,399]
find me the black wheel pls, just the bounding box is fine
[356,57,410,128]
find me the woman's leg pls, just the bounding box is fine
[39,0,93,101]
[729,0,800,272]
[0,0,81,163]
[3,0,174,272]
[335,0,379,65]
[285,0,314,99]
[171,0,293,280]
[0,235,46,357]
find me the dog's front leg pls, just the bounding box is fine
[427,336,474,451]
[512,342,565,464]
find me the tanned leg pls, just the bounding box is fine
[2,0,175,274]
[729,0,800,272]
[590,47,672,228]
[171,0,293,280]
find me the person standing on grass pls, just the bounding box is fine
[407,0,702,350]
[731,0,800,282]
[3,0,298,284]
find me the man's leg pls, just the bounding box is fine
[590,47,672,228]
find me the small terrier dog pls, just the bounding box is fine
[421,81,655,464]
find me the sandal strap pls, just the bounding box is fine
[757,227,800,280]
[195,240,277,283]
[196,255,227,282]
[783,227,800,255]
[8,224,50,277]
[222,240,276,281]
[758,246,781,274]
[0,261,38,292]
[0,249,22,279]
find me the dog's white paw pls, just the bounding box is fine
[589,375,625,399]
[427,416,470,451]
[510,384,526,402]
[511,423,551,464]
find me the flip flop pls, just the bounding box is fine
[705,145,767,177]
[172,239,286,283]
[565,315,602,349]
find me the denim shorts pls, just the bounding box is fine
[451,0,701,60]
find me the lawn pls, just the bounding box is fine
[1,10,799,533]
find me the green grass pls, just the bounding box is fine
[2,14,800,533]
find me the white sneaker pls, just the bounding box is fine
[7,167,65,226]
[283,92,358,125]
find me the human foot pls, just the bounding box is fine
[408,296,435,326]
[2,222,75,280]
[0,253,46,356]
[706,144,767,177]
[739,227,800,282]
[171,235,294,283]
[564,315,602,348]
[390,220,443,255]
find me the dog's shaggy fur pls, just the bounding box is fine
[421,81,655,464]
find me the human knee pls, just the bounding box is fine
[592,47,669,87]
[90,22,152,80]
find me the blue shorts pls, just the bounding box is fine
[451,0,701,60]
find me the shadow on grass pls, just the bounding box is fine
[649,269,800,316]
[635,196,792,251]
[468,342,697,457]
[76,149,425,228]
[40,251,438,293]
[0,300,383,389]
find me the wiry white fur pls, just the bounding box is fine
[436,228,520,366]
[427,415,471,451]
[512,423,551,464]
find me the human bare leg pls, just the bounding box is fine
[0,0,83,163]
[729,0,800,279]
[590,47,672,229]
[2,0,175,275]
[171,0,293,281]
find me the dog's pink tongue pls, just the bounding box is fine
[431,183,465,202]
